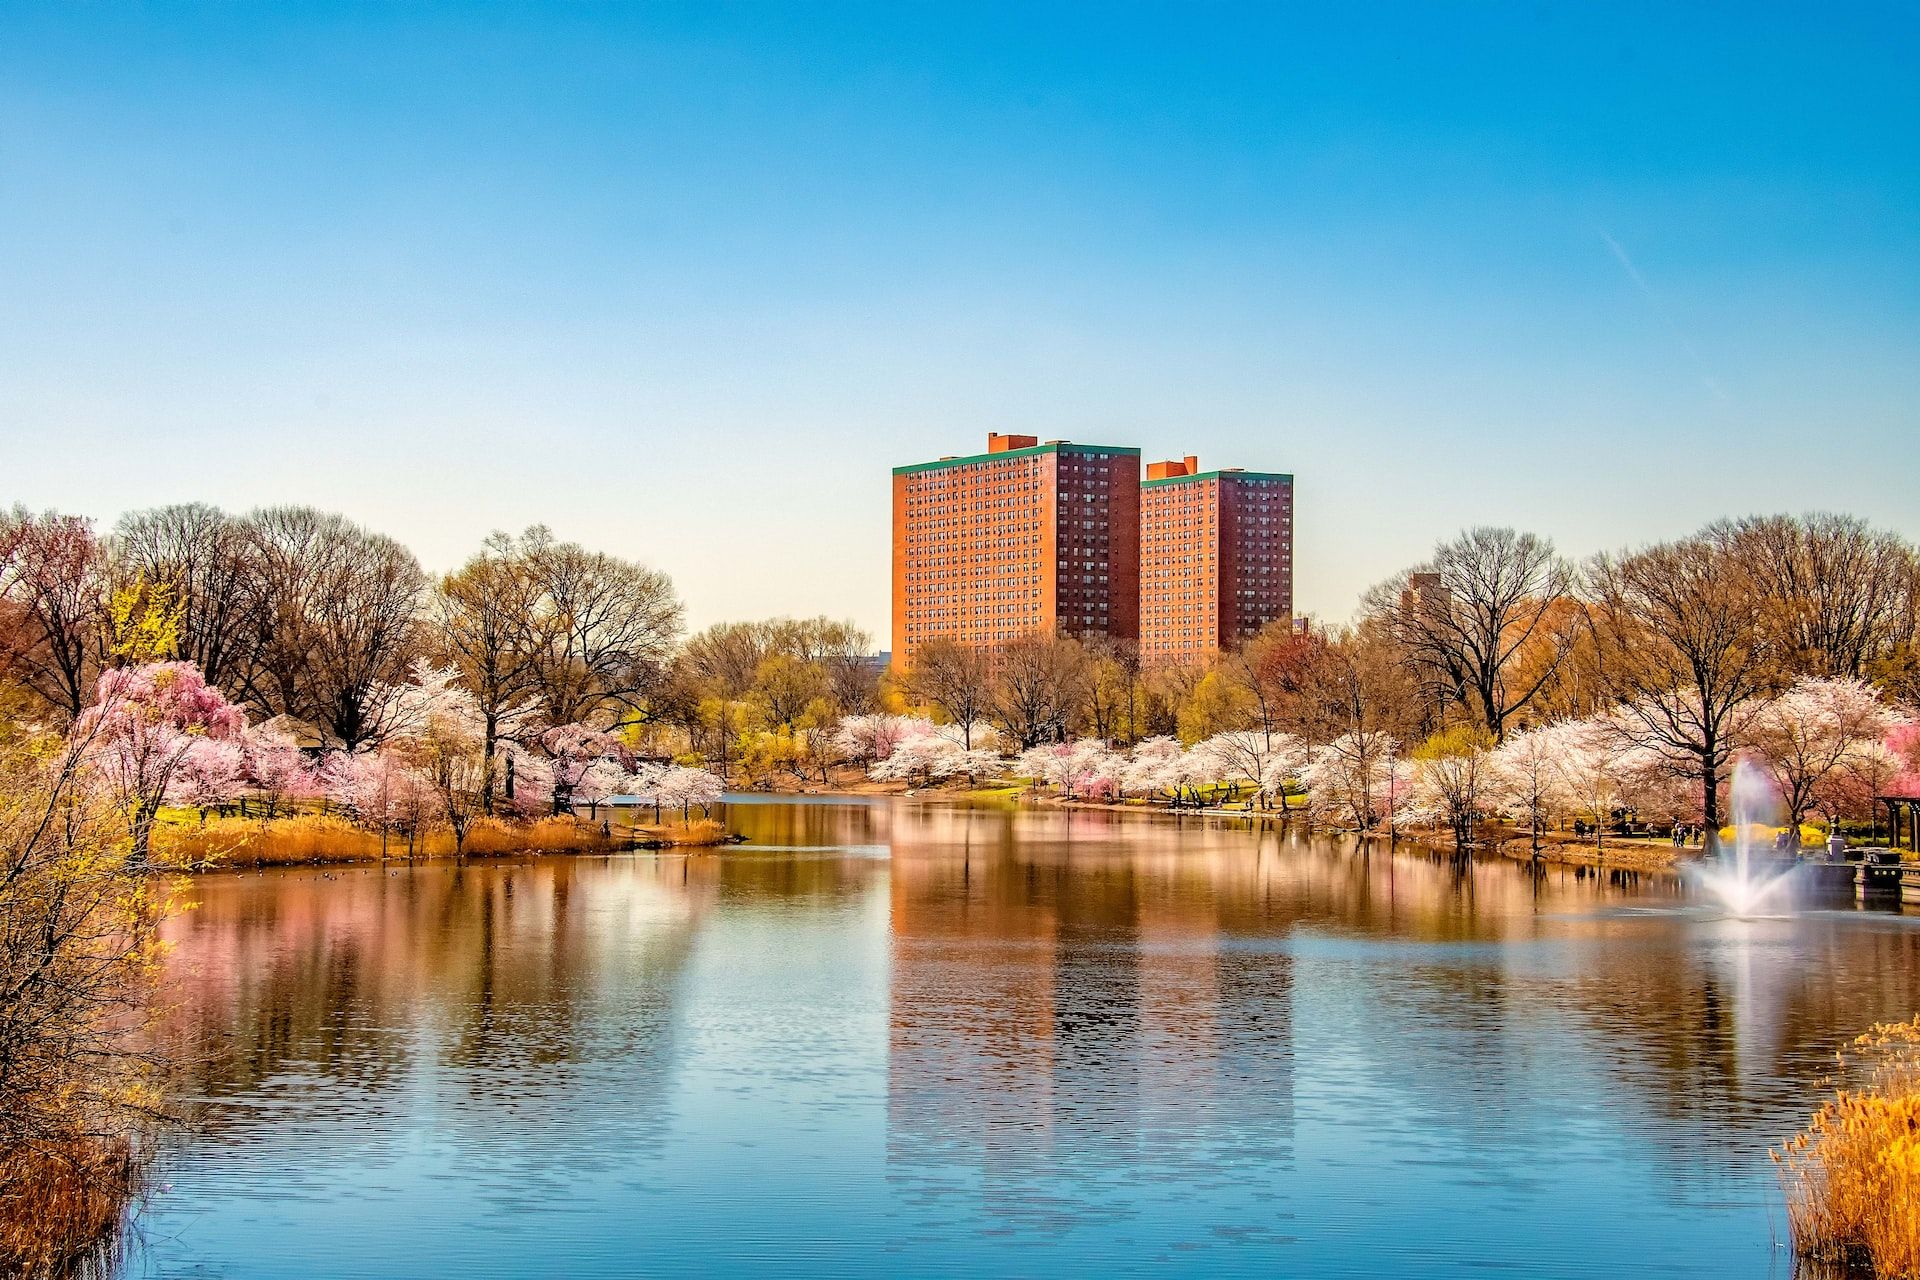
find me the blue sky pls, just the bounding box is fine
[2,2,1915,640]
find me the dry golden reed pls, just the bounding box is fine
[0,1138,138,1279]
[1775,1018,1920,1277]
[153,812,727,867]
[642,817,728,847]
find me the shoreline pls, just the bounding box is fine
[746,784,1705,874]
[1000,788,1695,871]
[153,813,738,871]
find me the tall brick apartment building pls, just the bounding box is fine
[891,434,1140,671]
[891,436,1291,671]
[1138,457,1294,666]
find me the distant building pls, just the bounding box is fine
[1138,456,1294,666]
[891,434,1141,670]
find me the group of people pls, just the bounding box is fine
[1662,822,1851,859]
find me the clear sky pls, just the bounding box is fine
[2,2,1915,642]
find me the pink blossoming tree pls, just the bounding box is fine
[75,661,246,862]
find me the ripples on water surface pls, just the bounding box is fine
[134,800,1920,1277]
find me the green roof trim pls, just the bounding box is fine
[1141,469,1294,488]
[892,442,1142,476]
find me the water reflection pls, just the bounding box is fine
[136,800,1920,1278]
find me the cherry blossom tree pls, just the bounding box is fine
[322,750,436,858]
[499,744,556,820]
[1866,719,1920,840]
[1120,737,1188,803]
[1017,740,1125,801]
[571,757,628,820]
[387,664,490,853]
[1543,716,1635,850]
[871,731,966,785]
[945,745,1008,786]
[75,661,246,862]
[1747,677,1898,828]
[1303,732,1400,830]
[1490,726,1559,854]
[831,714,921,768]
[541,722,630,814]
[1889,721,1920,796]
[1196,730,1308,810]
[623,761,667,823]
[1075,745,1128,802]
[243,721,316,819]
[169,738,247,822]
[1407,726,1494,850]
[656,765,724,820]
[1383,752,1423,836]
[863,719,1005,786]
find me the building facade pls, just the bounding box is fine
[891,434,1141,671]
[1138,457,1294,666]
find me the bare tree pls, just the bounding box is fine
[1365,527,1580,741]
[524,528,683,729]
[677,616,877,718]
[242,507,426,749]
[1587,536,1776,834]
[1082,637,1145,744]
[1293,623,1422,831]
[992,633,1088,749]
[111,503,265,693]
[679,620,773,702]
[430,532,545,812]
[810,621,881,715]
[0,508,108,722]
[1253,622,1423,749]
[906,637,993,748]
[1708,513,1918,679]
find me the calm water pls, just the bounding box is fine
[131,799,1920,1278]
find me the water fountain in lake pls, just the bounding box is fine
[1686,757,1801,917]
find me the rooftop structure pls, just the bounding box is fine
[891,435,1141,670]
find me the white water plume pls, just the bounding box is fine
[1685,758,1801,917]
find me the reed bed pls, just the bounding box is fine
[153,813,728,867]
[0,1138,138,1279]
[1776,1018,1920,1277]
[640,817,728,847]
[158,814,382,865]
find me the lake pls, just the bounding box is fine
[130,798,1920,1277]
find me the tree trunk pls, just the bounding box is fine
[130,808,156,867]
[1701,748,1723,850]
[481,716,498,816]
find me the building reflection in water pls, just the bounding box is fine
[871,801,1920,1218]
[884,805,1302,1240]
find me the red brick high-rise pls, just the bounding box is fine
[1138,457,1294,666]
[891,435,1141,671]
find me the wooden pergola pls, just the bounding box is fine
[1878,793,1920,855]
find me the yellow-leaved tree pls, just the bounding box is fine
[0,718,179,1275]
